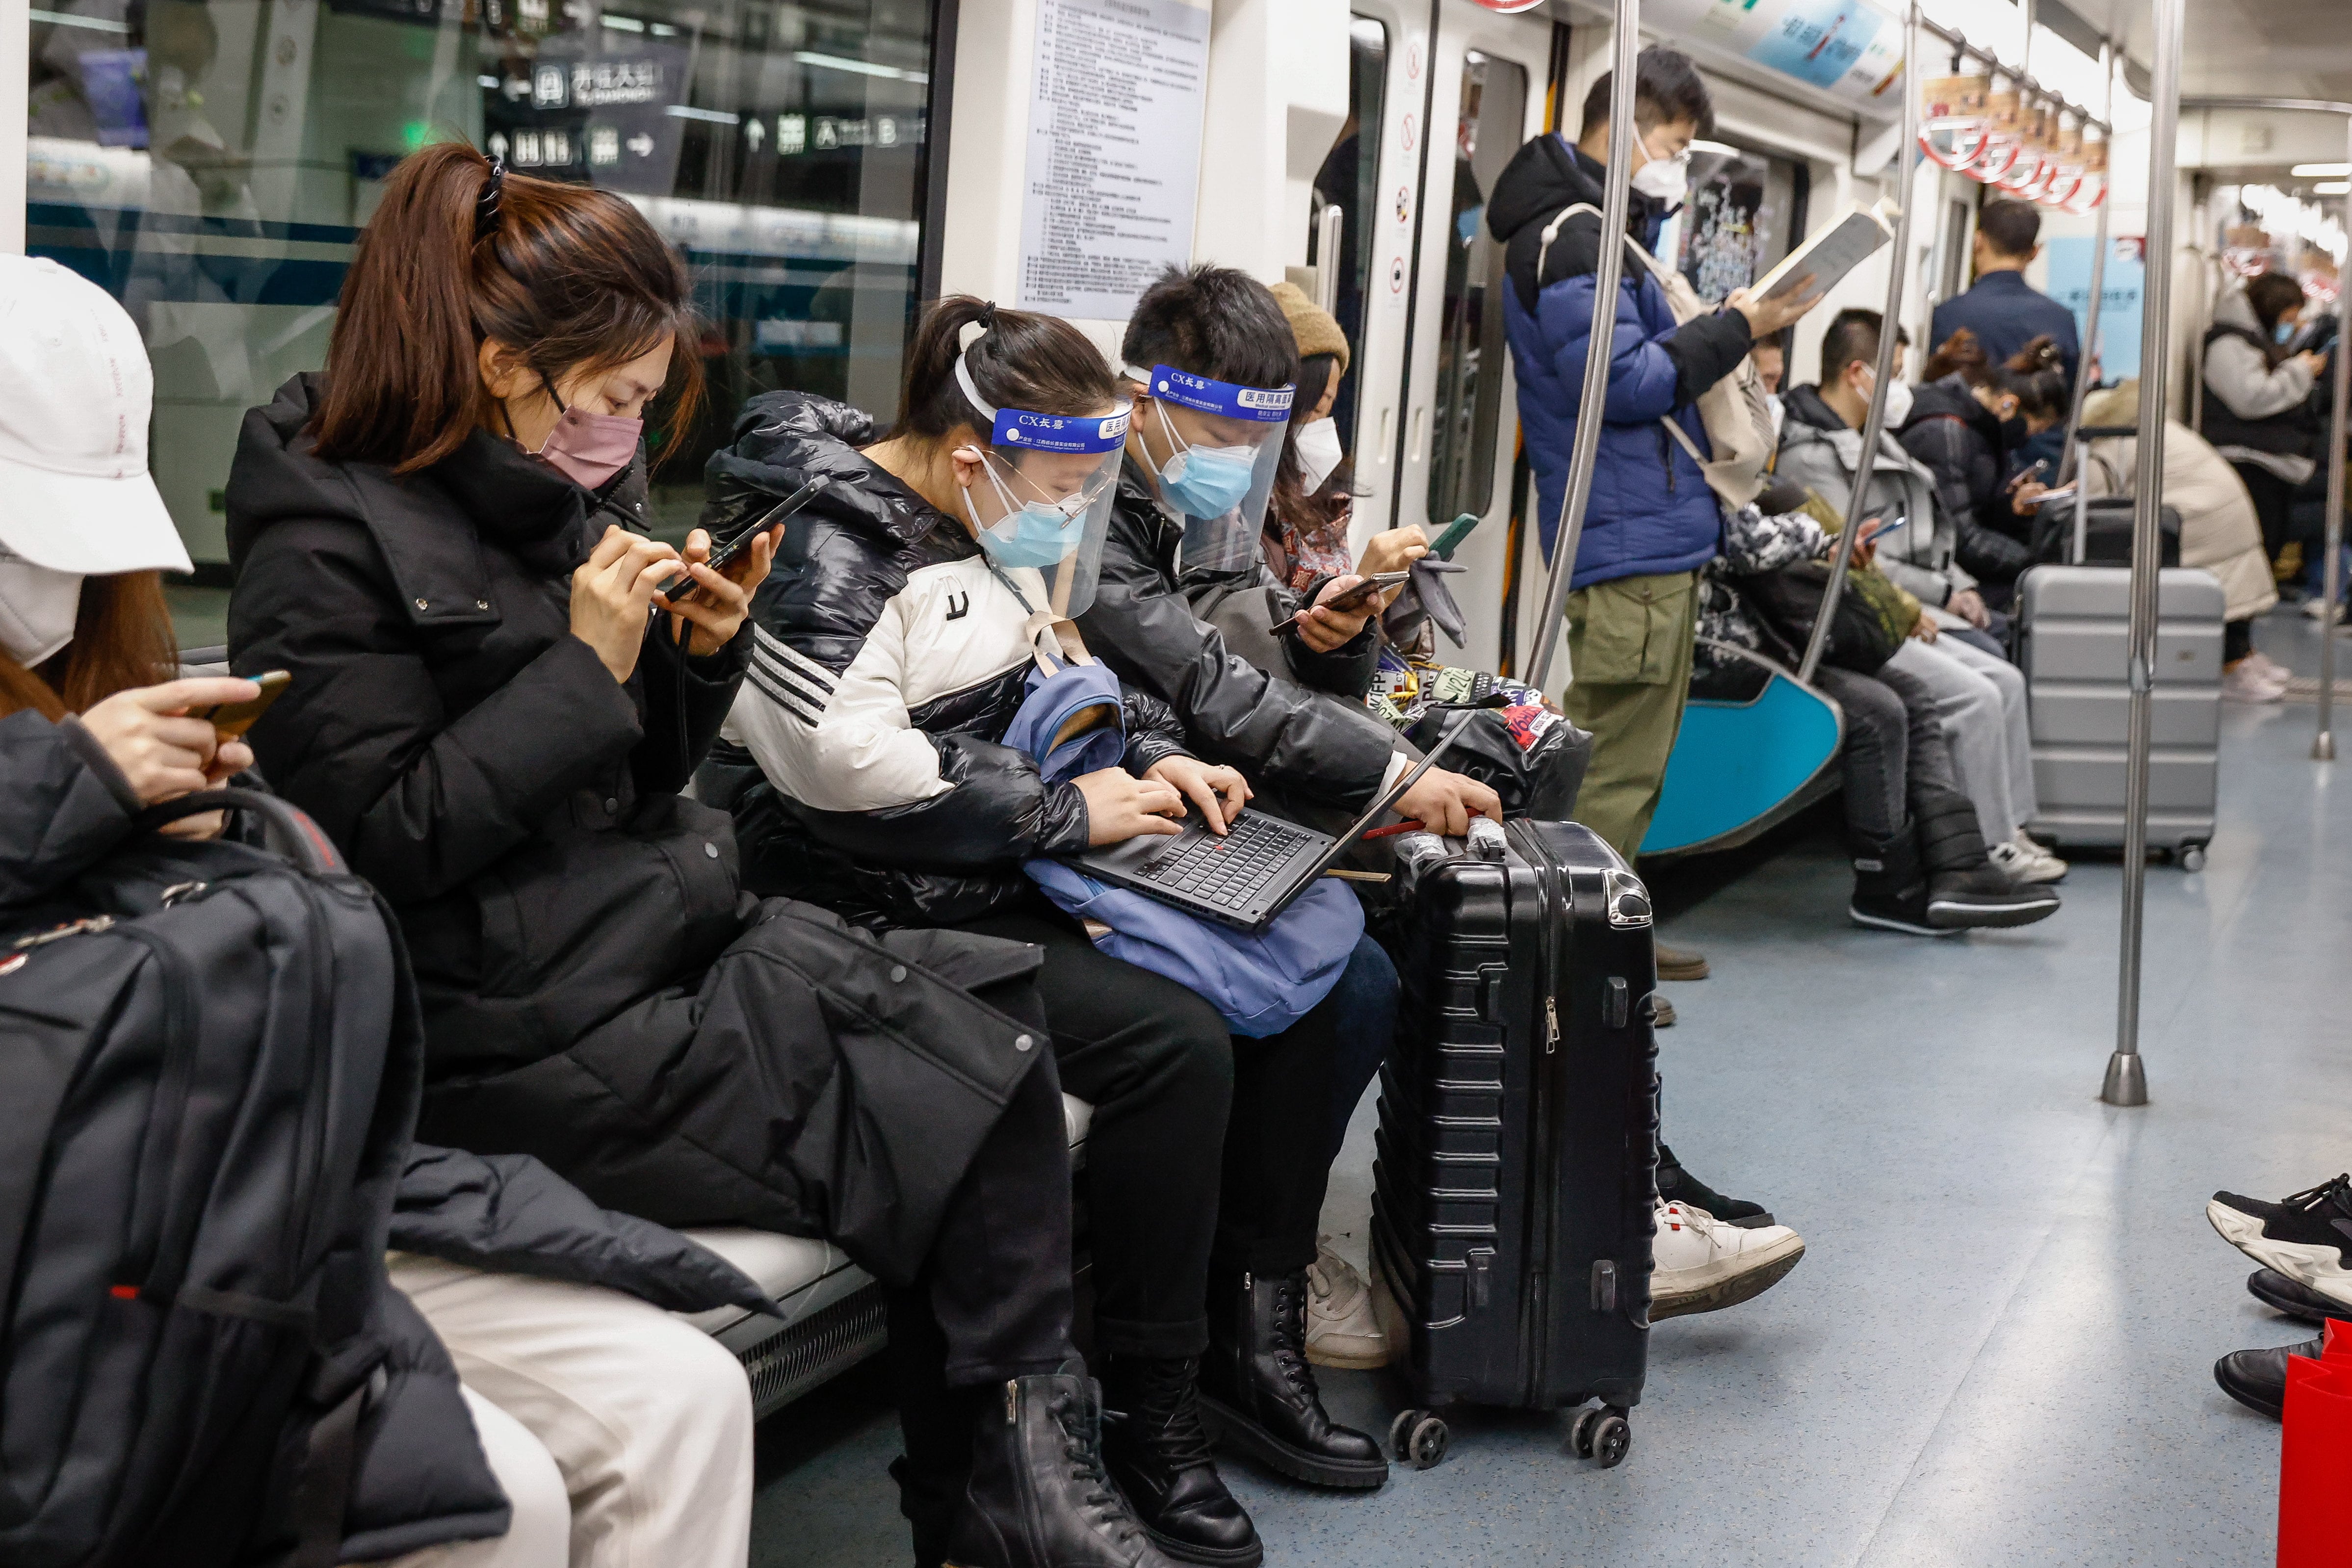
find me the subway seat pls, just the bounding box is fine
[679,1094,1093,1418]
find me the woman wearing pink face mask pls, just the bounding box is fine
[223,144,1134,1568]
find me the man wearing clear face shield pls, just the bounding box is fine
[1080,264,1506,844]
[705,298,1404,1567]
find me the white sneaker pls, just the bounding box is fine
[1989,834,2068,885]
[1305,1238,1390,1368]
[2223,661,2289,703]
[2301,599,2345,623]
[1650,1201,1806,1320]
[2244,651,2293,683]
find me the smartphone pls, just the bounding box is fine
[2030,484,2080,507]
[196,670,291,739]
[1863,514,1909,539]
[2006,459,2050,492]
[1271,570,1412,634]
[667,476,829,610]
[1429,512,1482,559]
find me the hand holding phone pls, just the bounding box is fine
[1430,512,1482,559]
[665,475,827,611]
[195,670,291,739]
[2005,459,2049,494]
[1271,570,1411,635]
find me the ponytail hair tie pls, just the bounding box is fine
[474,156,506,243]
[956,302,999,352]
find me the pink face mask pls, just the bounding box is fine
[531,382,643,491]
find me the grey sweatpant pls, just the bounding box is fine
[1884,635,2038,839]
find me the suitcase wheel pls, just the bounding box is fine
[1569,1404,1632,1468]
[1387,1408,1449,1470]
[2179,843,2207,873]
[1590,1412,1631,1469]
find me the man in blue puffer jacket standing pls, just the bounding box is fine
[1489,46,1820,981]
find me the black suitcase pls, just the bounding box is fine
[2027,493,2182,567]
[1369,819,1658,1470]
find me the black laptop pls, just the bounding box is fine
[1067,716,1467,935]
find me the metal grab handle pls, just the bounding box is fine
[1524,0,1641,694]
[1314,204,1344,315]
[1797,3,1920,686]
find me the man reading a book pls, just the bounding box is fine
[1485,45,1822,984]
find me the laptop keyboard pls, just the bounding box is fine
[1137,813,1318,909]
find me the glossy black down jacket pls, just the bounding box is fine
[698,392,1192,926]
[225,373,1054,1284]
[1076,459,1405,812]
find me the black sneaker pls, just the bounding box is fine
[2213,1336,2322,1420]
[1656,1144,1774,1228]
[2207,1176,2352,1311]
[2248,1268,2352,1327]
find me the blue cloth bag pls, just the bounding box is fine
[1003,657,1363,1037]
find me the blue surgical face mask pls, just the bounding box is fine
[975,503,1087,569]
[2275,320,2298,345]
[1150,399,1259,518]
[965,461,1091,569]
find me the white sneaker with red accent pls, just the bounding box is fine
[1650,1200,1806,1320]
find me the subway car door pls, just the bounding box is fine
[1317,0,1552,677]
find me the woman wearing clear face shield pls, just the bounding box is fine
[706,296,1393,1568]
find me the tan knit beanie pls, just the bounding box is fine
[1268,280,1350,377]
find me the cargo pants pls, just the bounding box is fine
[1560,570,1697,864]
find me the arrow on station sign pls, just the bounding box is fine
[627,132,655,157]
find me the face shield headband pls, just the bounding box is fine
[1125,364,1294,575]
[953,348,1129,619]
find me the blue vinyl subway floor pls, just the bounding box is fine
[750,606,2349,1567]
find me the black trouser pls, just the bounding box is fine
[2235,460,2299,564]
[1817,662,1960,840]
[2226,618,2255,665]
[948,902,1350,1354]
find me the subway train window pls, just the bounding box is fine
[1309,14,1387,460]
[1425,48,1523,527]
[23,0,939,557]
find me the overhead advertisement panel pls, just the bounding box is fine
[1646,0,1908,118]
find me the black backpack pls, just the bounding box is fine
[0,789,424,1568]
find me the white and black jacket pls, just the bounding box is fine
[700,392,1194,926]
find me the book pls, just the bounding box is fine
[1751,198,1900,303]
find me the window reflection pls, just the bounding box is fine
[1427,48,1524,526]
[26,0,939,557]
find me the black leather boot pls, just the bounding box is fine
[1100,1356,1260,1566]
[944,1373,1177,1568]
[1911,787,2061,930]
[1198,1271,1387,1490]
[1846,825,1947,937]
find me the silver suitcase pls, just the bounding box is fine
[2016,564,2222,861]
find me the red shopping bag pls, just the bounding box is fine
[2279,1346,2352,1567]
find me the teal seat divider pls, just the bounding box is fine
[1639,643,1846,859]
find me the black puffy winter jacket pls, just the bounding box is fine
[1898,374,2038,575]
[226,373,1058,1284]
[1076,460,1407,812]
[697,392,1193,926]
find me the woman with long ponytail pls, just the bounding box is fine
[225,145,1131,1568]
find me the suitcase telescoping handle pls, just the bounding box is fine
[132,788,349,876]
